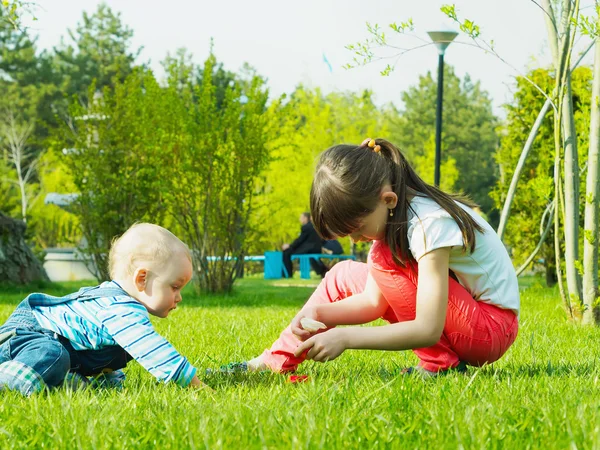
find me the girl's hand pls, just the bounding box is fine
[290,306,321,341]
[293,328,348,362]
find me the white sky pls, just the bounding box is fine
[24,0,597,118]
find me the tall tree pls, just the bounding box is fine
[164,53,272,293]
[581,8,600,324]
[250,87,389,254]
[386,65,499,215]
[54,70,172,281]
[491,67,592,286]
[53,2,140,104]
[0,7,50,283]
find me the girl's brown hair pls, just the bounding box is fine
[310,138,484,265]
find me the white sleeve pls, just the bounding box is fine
[408,216,464,261]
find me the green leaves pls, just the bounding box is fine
[386,65,499,212]
[573,4,600,38]
[389,19,414,34]
[492,67,593,277]
[441,4,480,38]
[440,4,457,21]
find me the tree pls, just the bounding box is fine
[53,2,140,104]
[540,0,583,314]
[1,107,38,222]
[386,65,498,213]
[249,87,389,254]
[164,53,272,293]
[54,70,172,281]
[580,8,600,323]
[0,6,50,284]
[0,1,37,30]
[491,67,592,286]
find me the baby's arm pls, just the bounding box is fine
[100,303,207,389]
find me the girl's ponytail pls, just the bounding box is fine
[375,139,484,265]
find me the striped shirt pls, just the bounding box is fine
[30,282,196,387]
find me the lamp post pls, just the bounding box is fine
[427,30,458,187]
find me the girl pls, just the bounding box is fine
[246,138,519,377]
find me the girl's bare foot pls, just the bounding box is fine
[246,355,268,372]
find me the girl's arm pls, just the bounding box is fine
[345,247,450,350]
[291,273,388,340]
[294,248,451,360]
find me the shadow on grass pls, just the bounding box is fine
[375,360,600,381]
[201,371,287,390]
[489,361,599,378]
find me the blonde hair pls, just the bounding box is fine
[108,223,192,279]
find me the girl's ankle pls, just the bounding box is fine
[247,356,267,372]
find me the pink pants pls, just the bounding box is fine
[261,244,518,373]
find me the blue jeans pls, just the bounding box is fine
[0,285,133,395]
[0,300,70,394]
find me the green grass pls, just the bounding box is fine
[1,276,600,449]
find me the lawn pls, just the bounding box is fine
[0,276,599,449]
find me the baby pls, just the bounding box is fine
[0,223,207,395]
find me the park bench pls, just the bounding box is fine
[210,253,356,280]
[290,253,356,279]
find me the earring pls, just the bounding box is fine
[389,209,394,217]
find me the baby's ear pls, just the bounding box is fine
[133,268,148,292]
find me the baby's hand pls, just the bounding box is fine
[190,374,214,391]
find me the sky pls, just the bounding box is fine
[23,0,597,118]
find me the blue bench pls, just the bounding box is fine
[291,253,356,279]
[205,256,265,262]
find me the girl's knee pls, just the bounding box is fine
[326,259,365,276]
[322,260,368,298]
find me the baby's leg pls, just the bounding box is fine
[0,329,70,395]
[253,260,369,373]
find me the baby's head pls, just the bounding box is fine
[109,223,193,318]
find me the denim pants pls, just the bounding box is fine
[0,285,133,395]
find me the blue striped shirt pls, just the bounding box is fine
[31,281,196,387]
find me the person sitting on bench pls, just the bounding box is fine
[282,213,328,278]
[322,239,344,255]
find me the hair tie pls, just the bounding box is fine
[360,138,381,154]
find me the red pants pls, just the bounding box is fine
[261,245,518,373]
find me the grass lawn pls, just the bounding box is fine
[0,275,600,449]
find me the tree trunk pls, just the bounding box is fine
[542,0,582,314]
[496,41,593,241]
[562,73,583,303]
[497,100,552,240]
[582,35,600,325]
[0,212,49,284]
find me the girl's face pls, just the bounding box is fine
[348,186,397,243]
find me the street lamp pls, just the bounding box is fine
[427,29,458,187]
